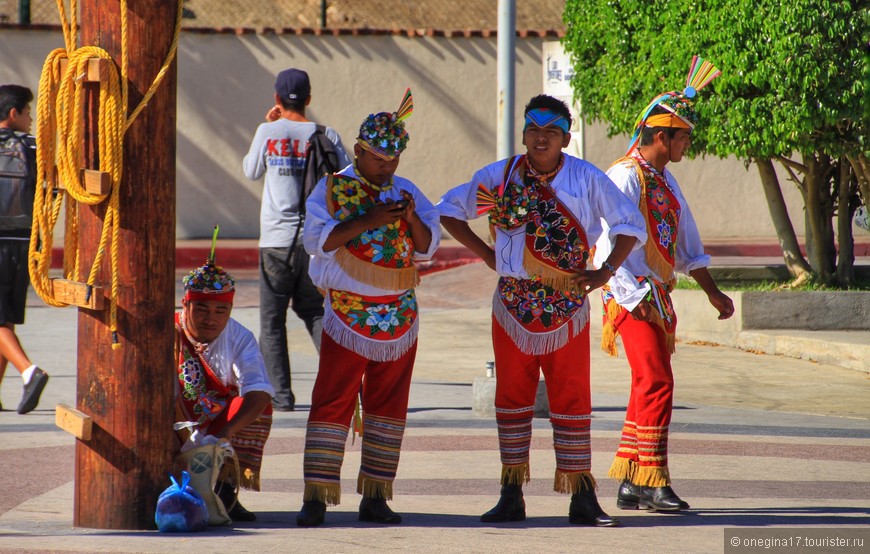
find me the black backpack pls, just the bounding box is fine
[300,124,340,216]
[0,129,36,232]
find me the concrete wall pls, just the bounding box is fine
[0,28,807,240]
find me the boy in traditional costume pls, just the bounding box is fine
[595,57,734,512]
[174,233,274,522]
[438,95,646,527]
[296,90,440,527]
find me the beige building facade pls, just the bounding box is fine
[0,27,806,240]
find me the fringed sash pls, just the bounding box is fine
[601,278,677,356]
[175,314,272,490]
[493,276,588,356]
[323,288,419,362]
[328,174,419,291]
[612,154,681,287]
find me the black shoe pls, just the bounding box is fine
[17,368,49,414]
[569,488,621,527]
[480,484,526,523]
[297,500,326,527]
[637,486,689,512]
[616,480,641,509]
[358,496,402,524]
[228,499,257,522]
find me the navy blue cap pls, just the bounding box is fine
[274,68,311,102]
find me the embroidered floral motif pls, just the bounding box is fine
[527,196,589,271]
[177,340,227,425]
[498,277,585,331]
[330,175,416,269]
[330,289,418,339]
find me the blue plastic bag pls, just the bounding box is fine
[155,471,209,532]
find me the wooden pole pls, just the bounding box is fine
[75,0,178,530]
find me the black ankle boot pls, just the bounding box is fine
[480,484,526,522]
[569,488,620,527]
[297,500,327,527]
[358,496,402,524]
[616,480,641,509]
[637,485,689,512]
[215,481,257,522]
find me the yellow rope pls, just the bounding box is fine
[29,0,183,348]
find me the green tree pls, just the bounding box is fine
[562,0,867,286]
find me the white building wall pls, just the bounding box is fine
[0,28,806,240]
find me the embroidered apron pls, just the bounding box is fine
[485,156,591,355]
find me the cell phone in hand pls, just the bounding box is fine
[394,199,410,209]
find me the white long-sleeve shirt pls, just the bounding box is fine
[594,161,711,311]
[437,155,647,278]
[303,165,441,297]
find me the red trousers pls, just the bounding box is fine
[303,331,417,504]
[610,309,675,487]
[491,317,595,492]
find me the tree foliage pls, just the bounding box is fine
[562,0,867,285]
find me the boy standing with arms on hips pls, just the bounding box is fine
[596,57,734,512]
[296,90,441,527]
[438,95,646,527]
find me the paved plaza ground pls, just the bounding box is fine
[0,262,868,553]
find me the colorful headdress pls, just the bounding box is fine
[626,56,721,154]
[183,226,235,303]
[357,88,413,161]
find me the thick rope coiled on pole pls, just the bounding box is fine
[29,0,183,349]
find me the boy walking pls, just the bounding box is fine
[0,84,49,414]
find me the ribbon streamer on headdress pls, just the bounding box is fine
[395,88,413,122]
[626,56,721,154]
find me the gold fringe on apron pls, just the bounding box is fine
[335,247,420,291]
[522,248,584,293]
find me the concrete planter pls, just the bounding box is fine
[671,290,870,372]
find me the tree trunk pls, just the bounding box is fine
[75,0,178,530]
[847,152,870,208]
[755,158,812,279]
[803,154,835,283]
[836,158,856,287]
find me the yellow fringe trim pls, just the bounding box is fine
[554,470,596,494]
[607,457,635,482]
[335,248,420,291]
[601,297,624,357]
[501,463,531,486]
[304,483,342,506]
[357,476,393,500]
[522,248,582,293]
[632,465,670,488]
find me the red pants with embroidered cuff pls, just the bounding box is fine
[610,309,675,487]
[492,316,595,493]
[303,331,416,505]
